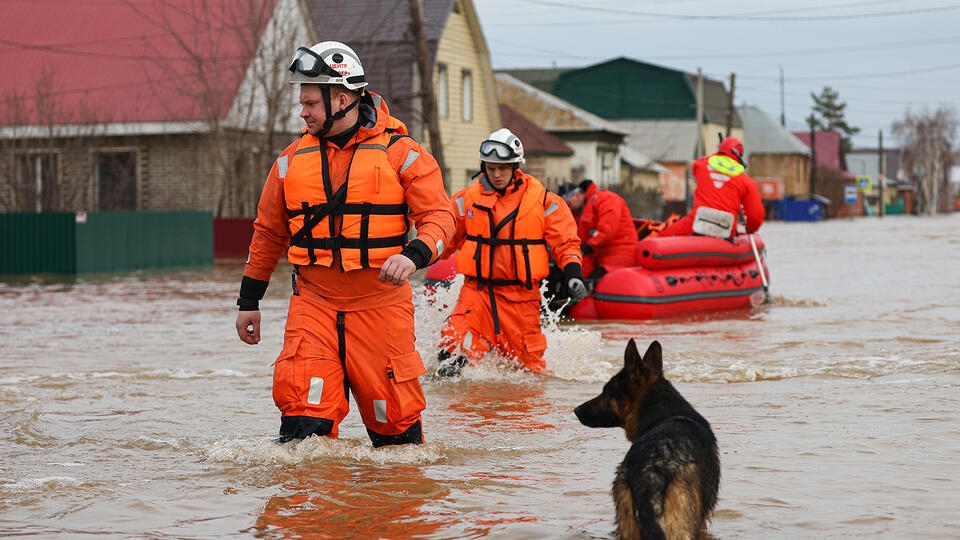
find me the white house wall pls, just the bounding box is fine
[226,0,310,136]
[564,141,621,187]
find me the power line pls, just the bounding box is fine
[646,36,960,61]
[737,62,960,82]
[509,0,960,22]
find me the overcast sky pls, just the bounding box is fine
[473,0,960,150]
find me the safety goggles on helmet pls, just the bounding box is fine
[289,46,345,79]
[479,140,519,161]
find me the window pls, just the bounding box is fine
[16,152,59,212]
[461,69,473,122]
[437,63,448,118]
[97,151,137,211]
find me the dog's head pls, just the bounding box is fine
[573,339,664,430]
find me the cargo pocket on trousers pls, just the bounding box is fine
[521,332,548,372]
[272,335,303,412]
[385,350,428,424]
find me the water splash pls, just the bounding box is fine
[200,435,448,466]
[412,276,608,381]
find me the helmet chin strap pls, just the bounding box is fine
[315,86,361,138]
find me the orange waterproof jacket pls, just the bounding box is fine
[661,153,764,237]
[693,153,764,234]
[243,92,455,310]
[445,170,581,290]
[577,181,638,257]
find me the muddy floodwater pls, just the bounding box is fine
[2,213,959,539]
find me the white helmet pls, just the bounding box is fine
[288,41,368,90]
[478,128,525,164]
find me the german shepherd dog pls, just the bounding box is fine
[574,339,720,540]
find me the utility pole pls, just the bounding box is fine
[725,72,736,138]
[779,65,785,127]
[689,68,704,214]
[408,0,446,188]
[878,130,885,217]
[807,114,817,195]
[695,68,703,158]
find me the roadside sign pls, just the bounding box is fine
[856,174,872,192]
[844,184,858,204]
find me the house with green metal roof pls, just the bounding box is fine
[551,57,742,151]
[504,57,743,205]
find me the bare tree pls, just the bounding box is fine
[892,106,957,215]
[131,0,304,217]
[0,65,107,213]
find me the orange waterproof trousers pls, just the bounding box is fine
[273,293,427,442]
[440,280,548,373]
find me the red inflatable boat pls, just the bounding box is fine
[570,234,769,320]
[422,233,770,321]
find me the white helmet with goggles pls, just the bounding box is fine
[478,128,525,164]
[289,41,367,90]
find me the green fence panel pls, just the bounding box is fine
[885,197,905,215]
[0,213,77,274]
[74,211,213,273]
[2,211,212,275]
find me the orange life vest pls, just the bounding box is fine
[455,176,550,289]
[283,130,408,270]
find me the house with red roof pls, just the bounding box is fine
[0,0,499,217]
[0,0,308,217]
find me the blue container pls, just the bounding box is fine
[781,199,822,221]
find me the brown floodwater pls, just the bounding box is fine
[1,213,959,538]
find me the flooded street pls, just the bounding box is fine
[2,213,959,539]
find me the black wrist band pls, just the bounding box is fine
[237,297,260,311]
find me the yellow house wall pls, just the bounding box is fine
[748,154,810,196]
[701,124,744,156]
[435,3,499,194]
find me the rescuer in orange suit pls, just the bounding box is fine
[235,41,455,447]
[435,128,586,377]
[659,136,765,238]
[557,179,638,277]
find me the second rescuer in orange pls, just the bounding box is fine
[435,128,586,377]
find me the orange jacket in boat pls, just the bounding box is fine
[660,153,764,237]
[447,169,582,289]
[576,181,638,269]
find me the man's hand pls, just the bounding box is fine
[567,278,588,300]
[236,310,261,344]
[581,242,594,255]
[379,253,417,285]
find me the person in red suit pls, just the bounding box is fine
[659,137,764,238]
[558,179,638,277]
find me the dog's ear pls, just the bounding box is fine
[624,338,642,373]
[641,340,663,377]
